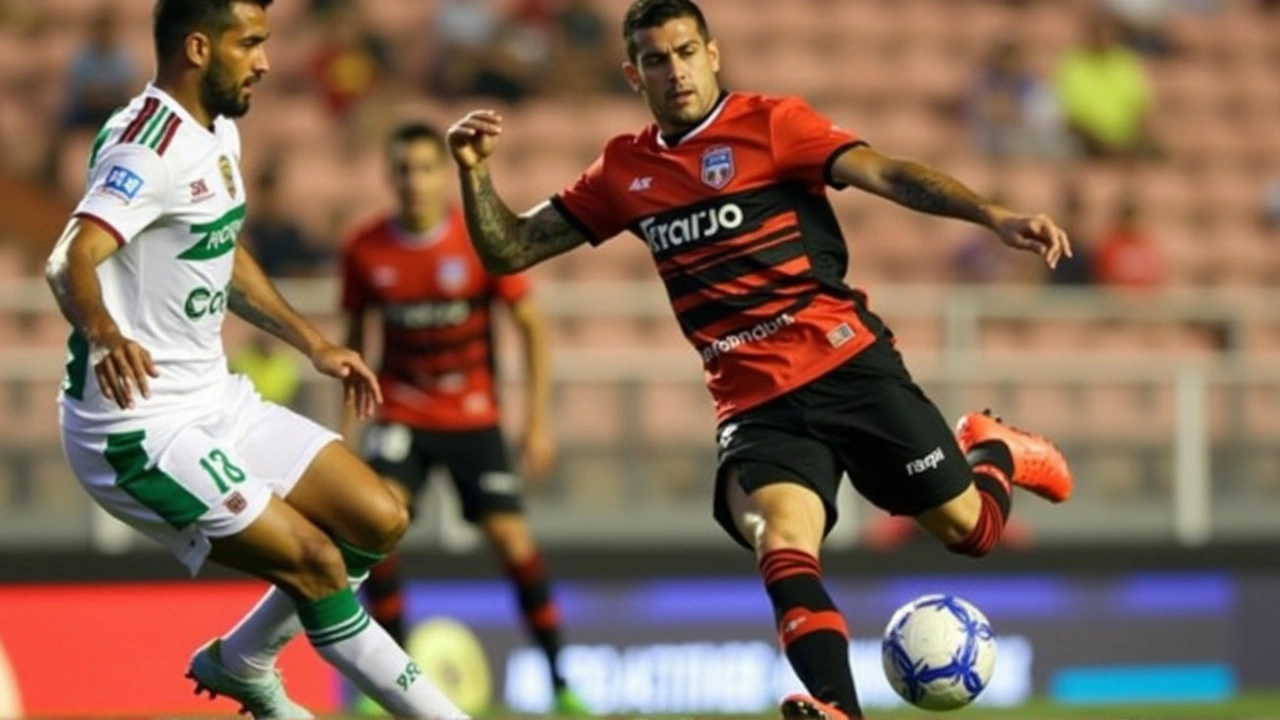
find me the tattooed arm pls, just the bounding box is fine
[829,146,1072,266]
[228,246,328,356]
[829,146,1002,226]
[458,165,588,274]
[449,110,588,274]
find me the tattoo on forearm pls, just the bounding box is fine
[227,286,289,338]
[885,162,991,225]
[461,169,526,272]
[460,168,584,273]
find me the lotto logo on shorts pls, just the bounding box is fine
[905,447,945,476]
[224,491,248,515]
[827,323,855,348]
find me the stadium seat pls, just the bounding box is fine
[638,383,715,445]
[555,384,623,444]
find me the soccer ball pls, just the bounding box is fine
[881,594,996,711]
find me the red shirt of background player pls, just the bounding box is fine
[553,91,873,420]
[340,209,529,430]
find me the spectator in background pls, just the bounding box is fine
[309,0,391,122]
[230,333,302,408]
[1055,10,1157,159]
[1048,182,1096,285]
[430,0,547,104]
[245,168,330,278]
[1093,195,1165,288]
[62,5,135,131]
[551,0,623,97]
[1263,176,1280,230]
[968,36,1067,160]
[1105,0,1178,56]
[951,192,1012,284]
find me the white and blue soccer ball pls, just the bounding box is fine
[881,594,996,711]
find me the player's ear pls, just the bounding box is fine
[184,31,214,69]
[622,61,643,94]
[707,38,721,74]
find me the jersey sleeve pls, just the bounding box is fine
[492,271,531,305]
[338,239,370,313]
[73,143,171,246]
[549,154,627,247]
[769,97,865,189]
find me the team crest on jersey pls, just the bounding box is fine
[218,155,237,198]
[438,256,469,293]
[700,145,735,190]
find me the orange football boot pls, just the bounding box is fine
[955,409,1073,503]
[780,694,855,720]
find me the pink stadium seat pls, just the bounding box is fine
[555,384,622,443]
[639,383,715,444]
[980,321,1032,357]
[637,316,689,349]
[1083,385,1170,440]
[1243,387,1280,438]
[1028,321,1087,352]
[1013,384,1079,438]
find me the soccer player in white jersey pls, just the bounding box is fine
[44,2,467,718]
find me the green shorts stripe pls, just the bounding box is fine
[104,430,207,530]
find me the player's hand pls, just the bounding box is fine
[992,210,1073,269]
[447,110,503,169]
[520,421,557,483]
[91,329,158,410]
[312,344,383,419]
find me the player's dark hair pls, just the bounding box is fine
[622,0,711,62]
[153,0,273,60]
[388,122,446,155]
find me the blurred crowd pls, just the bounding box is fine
[0,0,1276,289]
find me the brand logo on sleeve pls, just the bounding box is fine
[101,166,144,202]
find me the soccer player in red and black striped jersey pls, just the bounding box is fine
[447,2,1074,718]
[339,123,587,715]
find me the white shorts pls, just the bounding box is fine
[60,374,339,575]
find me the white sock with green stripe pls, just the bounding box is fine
[299,587,466,719]
[219,540,381,680]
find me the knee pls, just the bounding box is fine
[281,534,348,601]
[755,515,822,557]
[368,487,410,552]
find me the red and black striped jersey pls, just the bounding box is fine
[340,210,530,430]
[552,92,876,421]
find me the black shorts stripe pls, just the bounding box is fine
[665,239,809,304]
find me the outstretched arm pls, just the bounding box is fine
[829,145,1072,267]
[230,246,383,416]
[229,246,329,356]
[450,110,588,274]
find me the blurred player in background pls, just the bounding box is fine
[447,1,1074,719]
[339,122,587,715]
[44,1,467,717]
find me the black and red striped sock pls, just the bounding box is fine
[760,549,863,717]
[951,440,1014,557]
[507,552,567,691]
[365,551,405,645]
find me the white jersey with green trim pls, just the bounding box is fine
[60,84,247,424]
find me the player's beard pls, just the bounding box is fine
[201,54,251,119]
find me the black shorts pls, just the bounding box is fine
[713,336,974,549]
[364,423,522,523]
